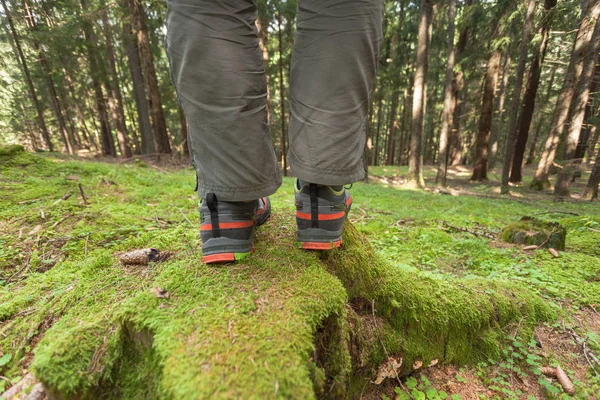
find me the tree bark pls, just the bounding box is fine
[123,20,154,155]
[1,0,53,151]
[500,0,537,191]
[583,145,600,199]
[532,0,600,189]
[101,5,132,158]
[374,91,384,166]
[408,0,433,187]
[471,49,502,181]
[81,0,115,156]
[436,0,457,186]
[489,49,511,169]
[509,0,557,183]
[575,58,600,160]
[127,0,170,153]
[526,67,556,165]
[554,18,600,197]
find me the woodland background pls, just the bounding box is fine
[1,0,600,199]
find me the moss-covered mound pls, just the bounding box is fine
[0,152,556,399]
[500,217,566,250]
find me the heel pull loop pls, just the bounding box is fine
[309,184,319,229]
[206,193,221,238]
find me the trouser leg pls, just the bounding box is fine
[287,0,384,185]
[165,0,281,201]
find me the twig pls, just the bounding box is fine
[78,182,88,204]
[52,193,72,205]
[533,211,580,216]
[51,214,73,229]
[440,221,496,240]
[371,299,412,398]
[569,329,600,377]
[588,228,600,233]
[176,206,195,228]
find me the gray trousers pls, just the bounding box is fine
[165,0,383,201]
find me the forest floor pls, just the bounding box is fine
[1,148,600,399]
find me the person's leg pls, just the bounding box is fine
[165,0,281,202]
[288,0,384,185]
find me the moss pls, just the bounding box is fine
[4,152,598,399]
[500,217,566,250]
[0,144,25,156]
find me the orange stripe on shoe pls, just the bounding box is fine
[300,240,342,250]
[296,211,346,221]
[346,196,353,207]
[200,221,255,231]
[203,253,236,263]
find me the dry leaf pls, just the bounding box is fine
[412,360,423,370]
[548,248,560,258]
[66,175,81,181]
[118,248,171,266]
[428,359,438,367]
[28,225,42,236]
[523,245,538,251]
[154,287,170,299]
[556,365,575,395]
[373,356,402,384]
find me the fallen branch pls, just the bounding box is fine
[569,329,600,377]
[439,221,496,240]
[533,211,580,216]
[78,183,88,204]
[0,373,37,400]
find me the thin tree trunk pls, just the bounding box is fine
[123,20,154,154]
[575,55,600,160]
[500,0,537,191]
[471,49,502,181]
[583,144,600,199]
[2,0,52,151]
[374,92,384,166]
[526,67,556,165]
[554,18,600,197]
[397,87,410,166]
[436,0,457,186]
[585,119,600,163]
[509,0,557,183]
[101,5,132,158]
[276,11,287,176]
[81,0,115,156]
[127,0,170,153]
[532,0,600,189]
[489,50,511,168]
[408,0,433,187]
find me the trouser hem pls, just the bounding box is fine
[288,153,366,186]
[196,173,282,202]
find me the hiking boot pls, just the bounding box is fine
[200,194,271,264]
[295,180,352,250]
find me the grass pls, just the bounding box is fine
[1,148,599,399]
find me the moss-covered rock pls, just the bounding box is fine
[501,217,566,250]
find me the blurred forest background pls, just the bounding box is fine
[1,0,600,199]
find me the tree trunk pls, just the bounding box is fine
[436,0,457,186]
[127,0,171,153]
[276,11,287,176]
[526,67,556,165]
[397,87,410,166]
[408,0,433,187]
[500,0,537,191]
[575,55,600,160]
[509,0,557,183]
[583,145,600,199]
[471,49,502,181]
[123,20,154,155]
[81,0,115,156]
[489,49,511,169]
[554,18,600,198]
[374,92,384,166]
[1,0,53,151]
[101,5,132,158]
[532,0,600,190]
